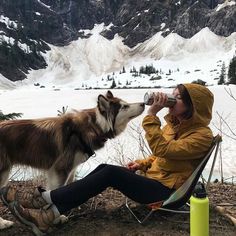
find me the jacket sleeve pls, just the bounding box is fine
[142,115,213,160]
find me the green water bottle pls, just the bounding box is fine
[190,182,209,236]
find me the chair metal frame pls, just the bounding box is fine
[126,135,222,224]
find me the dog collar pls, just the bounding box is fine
[83,141,95,158]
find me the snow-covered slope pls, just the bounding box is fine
[0,74,16,90]
[132,32,164,58]
[0,26,236,89]
[184,27,226,53]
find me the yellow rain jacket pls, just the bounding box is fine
[136,83,214,189]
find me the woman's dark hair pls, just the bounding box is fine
[177,84,194,120]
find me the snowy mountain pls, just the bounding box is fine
[0,0,236,82]
[1,24,231,91]
[0,24,236,90]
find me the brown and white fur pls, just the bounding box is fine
[0,90,145,229]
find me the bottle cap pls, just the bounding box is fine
[192,182,207,198]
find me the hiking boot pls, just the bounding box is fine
[0,185,47,209]
[9,201,57,236]
[0,185,18,206]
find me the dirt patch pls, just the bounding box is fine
[0,181,235,236]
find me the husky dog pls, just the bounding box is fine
[0,90,145,229]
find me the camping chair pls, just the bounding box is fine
[126,134,222,224]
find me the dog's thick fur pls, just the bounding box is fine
[0,90,144,229]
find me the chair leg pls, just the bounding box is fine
[126,198,190,223]
[158,207,190,214]
[206,140,221,191]
[125,198,154,224]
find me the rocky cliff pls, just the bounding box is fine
[0,0,236,81]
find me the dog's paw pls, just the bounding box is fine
[0,217,14,229]
[53,215,68,225]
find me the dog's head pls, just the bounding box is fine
[97,90,145,136]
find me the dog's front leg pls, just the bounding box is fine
[0,164,11,188]
[47,167,71,190]
[47,154,75,190]
[65,169,76,185]
[60,151,88,186]
[46,156,75,225]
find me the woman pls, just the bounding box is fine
[1,83,214,235]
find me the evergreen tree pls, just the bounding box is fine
[0,110,22,121]
[228,55,236,84]
[139,64,156,75]
[139,66,145,74]
[110,79,116,89]
[218,62,226,85]
[122,66,126,73]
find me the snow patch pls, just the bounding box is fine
[216,0,236,11]
[0,74,16,90]
[160,23,166,30]
[0,15,17,29]
[184,27,226,53]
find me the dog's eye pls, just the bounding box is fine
[122,105,129,110]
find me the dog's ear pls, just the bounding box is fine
[98,95,109,114]
[106,90,114,99]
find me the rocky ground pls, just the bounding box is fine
[0,180,235,236]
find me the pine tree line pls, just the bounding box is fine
[228,54,236,84]
[218,54,236,85]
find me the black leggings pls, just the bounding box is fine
[50,164,174,214]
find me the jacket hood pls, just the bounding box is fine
[182,83,214,126]
[165,83,214,128]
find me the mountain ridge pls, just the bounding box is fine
[0,0,236,81]
[5,26,232,91]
